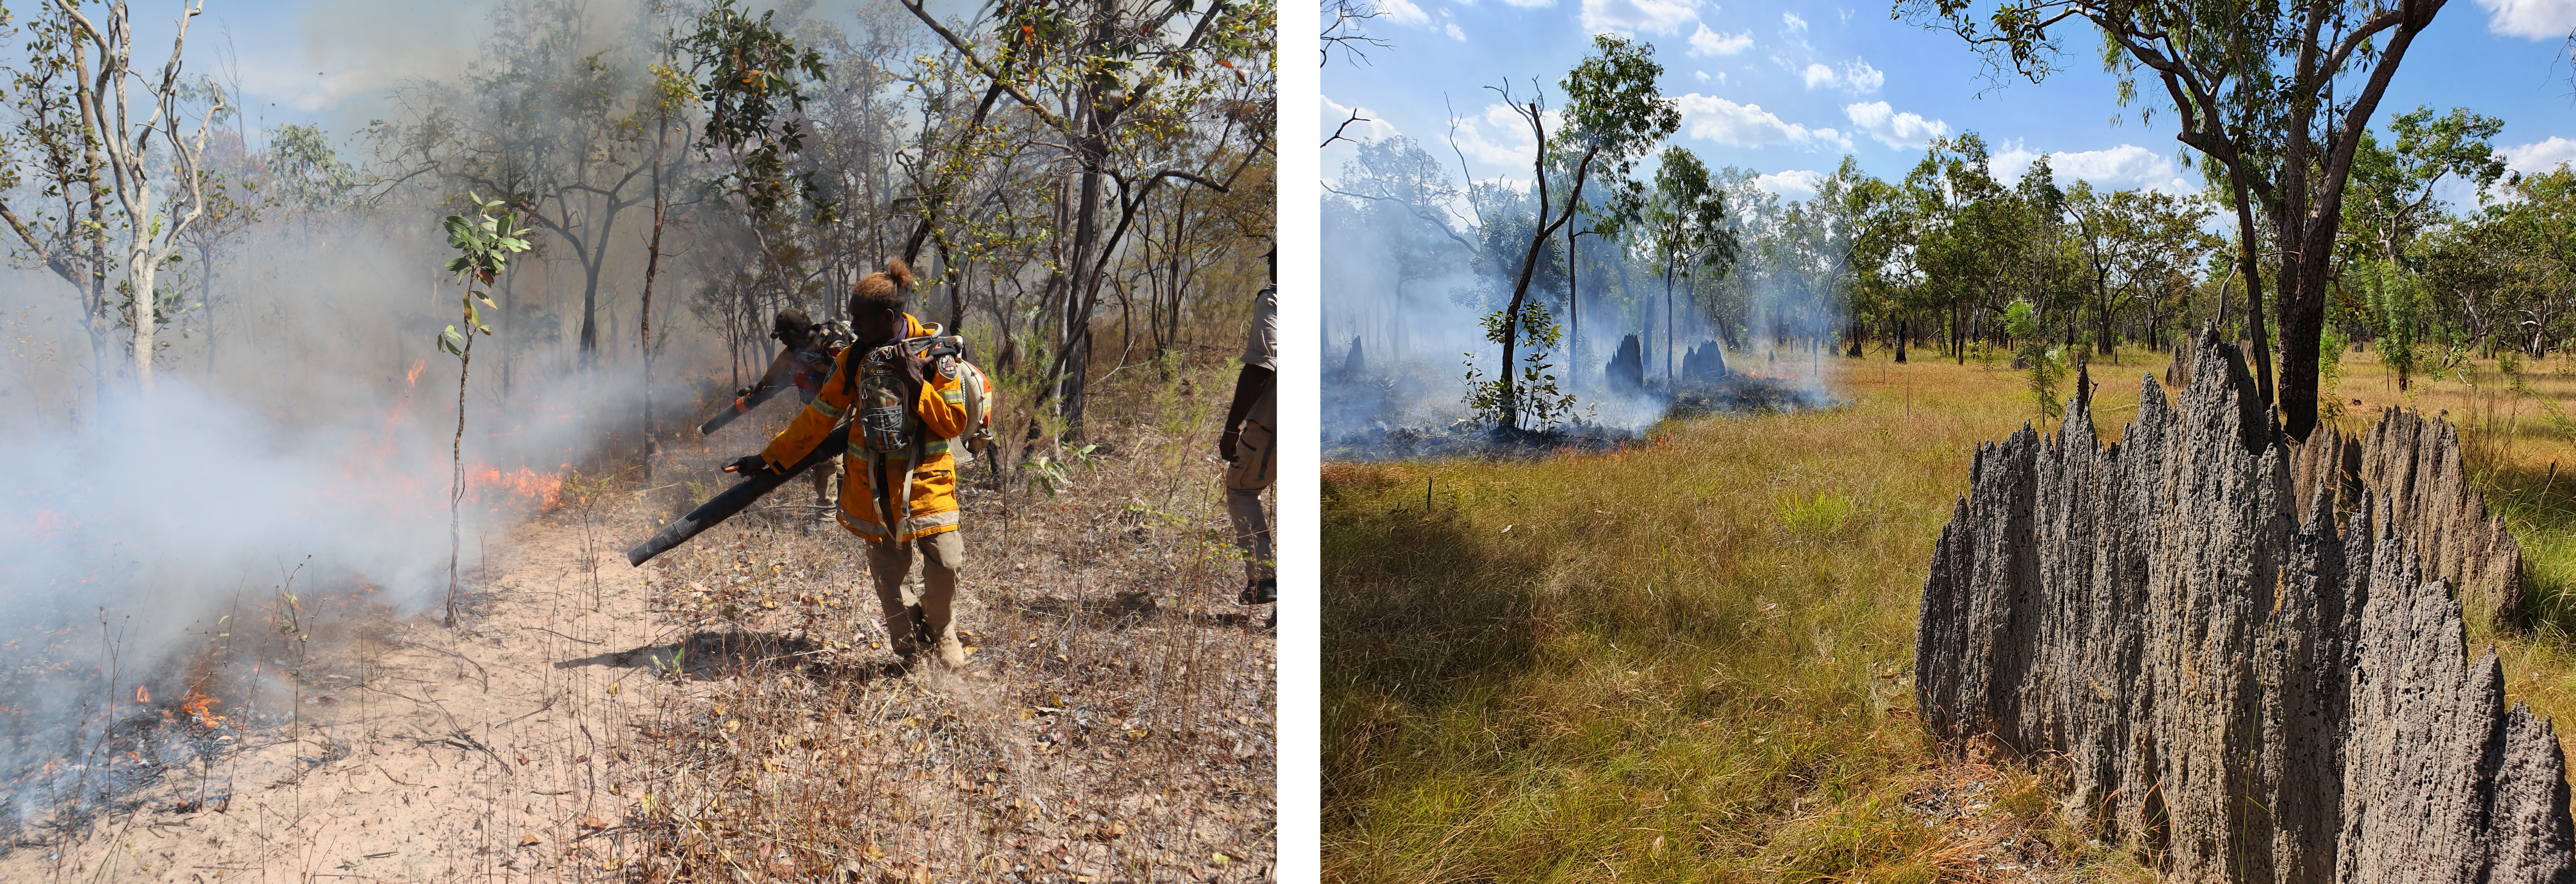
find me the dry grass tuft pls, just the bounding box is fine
[616,357,1276,882]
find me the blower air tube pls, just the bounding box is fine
[625,423,849,567]
[695,385,781,436]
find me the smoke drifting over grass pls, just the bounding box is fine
[1322,150,1849,455]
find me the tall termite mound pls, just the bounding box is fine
[1916,329,2571,883]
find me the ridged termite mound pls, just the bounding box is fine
[1916,329,2570,882]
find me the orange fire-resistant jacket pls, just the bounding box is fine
[757,313,972,543]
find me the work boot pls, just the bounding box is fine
[934,633,968,669]
[883,617,920,658]
[1238,577,1276,605]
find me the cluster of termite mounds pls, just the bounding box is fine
[1916,329,2572,882]
[1602,335,1729,391]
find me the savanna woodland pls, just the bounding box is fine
[1323,1,2576,882]
[0,0,1276,880]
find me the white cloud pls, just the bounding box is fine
[1694,70,1711,81]
[2474,0,2576,38]
[2504,136,2576,176]
[1802,58,1884,93]
[1774,11,1813,51]
[1498,0,1558,8]
[1675,93,1852,150]
[1447,22,1468,39]
[1377,0,1430,24]
[1581,0,1705,35]
[1321,95,1402,146]
[1446,102,1552,170]
[1756,169,1824,199]
[1843,100,1949,149]
[1688,23,1753,56]
[1990,142,2194,194]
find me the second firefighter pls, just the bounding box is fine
[727,260,989,668]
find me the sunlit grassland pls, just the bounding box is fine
[1323,345,2576,883]
[1323,353,2170,882]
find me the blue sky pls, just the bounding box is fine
[1322,0,2576,209]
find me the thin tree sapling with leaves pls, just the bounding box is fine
[437,194,532,627]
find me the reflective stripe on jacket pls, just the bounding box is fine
[756,313,972,542]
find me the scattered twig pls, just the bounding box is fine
[520,626,603,646]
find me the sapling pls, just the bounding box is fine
[2004,300,2063,422]
[438,195,533,627]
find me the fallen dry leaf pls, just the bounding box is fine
[580,816,610,830]
[519,833,542,847]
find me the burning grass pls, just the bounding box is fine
[1321,353,2185,882]
[0,563,415,849]
[615,355,1277,882]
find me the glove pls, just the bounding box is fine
[1219,427,1240,463]
[723,454,777,476]
[734,386,755,399]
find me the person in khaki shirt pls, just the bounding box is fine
[1222,249,1277,610]
[727,261,977,667]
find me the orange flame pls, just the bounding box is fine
[133,684,148,704]
[405,359,427,389]
[466,464,565,510]
[179,686,228,730]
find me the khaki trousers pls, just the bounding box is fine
[811,453,842,507]
[865,530,965,646]
[1224,388,1275,584]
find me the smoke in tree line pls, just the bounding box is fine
[1322,135,1849,443]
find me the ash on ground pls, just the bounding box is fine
[1324,420,1635,461]
[1325,373,1839,461]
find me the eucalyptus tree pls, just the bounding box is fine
[1806,156,1898,357]
[0,0,224,393]
[1906,0,2455,439]
[1,4,117,398]
[800,10,917,315]
[899,0,1275,438]
[2339,106,2505,368]
[1330,134,1471,360]
[684,0,832,367]
[1478,34,1675,425]
[1635,146,1730,382]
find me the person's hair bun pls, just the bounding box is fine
[885,258,913,290]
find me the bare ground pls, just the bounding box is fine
[0,435,1277,882]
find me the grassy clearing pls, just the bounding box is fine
[614,354,1277,882]
[1323,346,2576,883]
[1323,354,2184,882]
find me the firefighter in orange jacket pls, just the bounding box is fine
[725,260,976,668]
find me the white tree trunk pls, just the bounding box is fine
[126,188,154,391]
